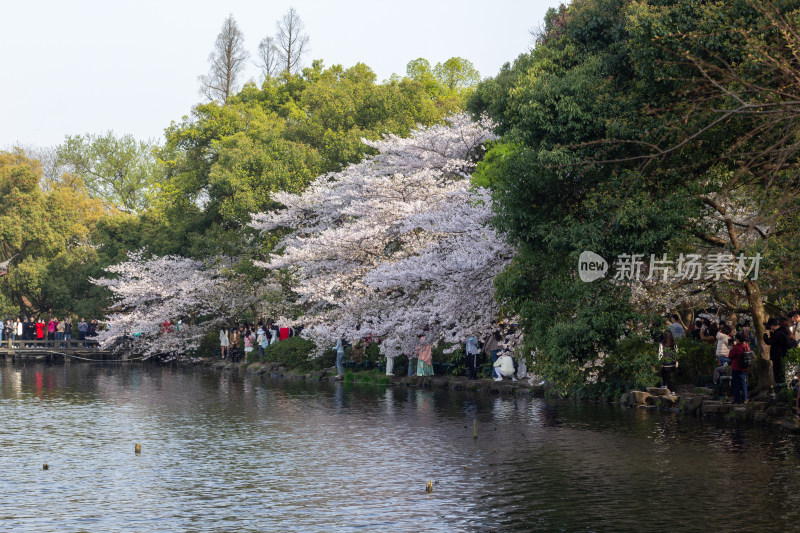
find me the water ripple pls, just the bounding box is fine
[1,363,799,531]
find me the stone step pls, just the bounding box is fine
[701,401,730,415]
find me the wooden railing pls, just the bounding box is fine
[0,338,100,350]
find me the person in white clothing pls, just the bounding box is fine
[493,351,517,382]
[385,354,395,376]
[219,328,229,359]
[465,333,480,380]
[334,338,345,378]
[711,325,733,387]
[15,318,23,348]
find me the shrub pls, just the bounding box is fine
[435,344,465,376]
[365,341,381,361]
[593,336,660,399]
[676,337,716,383]
[777,385,795,406]
[785,347,800,382]
[343,368,391,385]
[259,336,336,372]
[191,329,220,358]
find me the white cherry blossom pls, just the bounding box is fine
[252,114,517,357]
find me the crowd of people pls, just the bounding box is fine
[657,310,800,406]
[218,320,301,362]
[0,317,103,348]
[395,321,526,382]
[211,315,530,384]
[215,318,528,383]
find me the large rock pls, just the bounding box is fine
[417,376,434,387]
[746,402,767,412]
[657,395,679,407]
[628,390,653,405]
[530,384,546,397]
[489,382,514,394]
[647,387,671,396]
[619,393,630,407]
[680,395,704,415]
[766,406,789,417]
[466,381,485,392]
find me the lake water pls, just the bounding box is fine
[2,362,800,532]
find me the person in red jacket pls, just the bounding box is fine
[728,332,750,405]
[47,317,57,341]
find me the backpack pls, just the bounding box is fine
[659,343,679,368]
[741,350,755,369]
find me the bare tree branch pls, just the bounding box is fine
[256,36,279,80]
[199,14,248,103]
[275,7,309,75]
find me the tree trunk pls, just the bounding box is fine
[20,294,34,313]
[745,279,774,397]
[677,300,694,330]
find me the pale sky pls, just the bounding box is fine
[0,0,564,148]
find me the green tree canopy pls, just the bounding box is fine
[0,149,110,318]
[56,131,163,213]
[154,60,462,265]
[470,0,800,393]
[433,57,480,90]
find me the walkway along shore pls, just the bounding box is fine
[181,357,800,436]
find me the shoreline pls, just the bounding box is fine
[193,357,800,435]
[9,353,799,436]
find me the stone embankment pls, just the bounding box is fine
[195,358,549,396]
[620,386,800,434]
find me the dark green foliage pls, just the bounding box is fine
[589,336,660,400]
[259,336,335,372]
[193,329,221,358]
[364,341,381,361]
[467,1,689,394]
[469,0,800,395]
[434,344,466,376]
[343,369,391,385]
[675,337,716,384]
[565,335,712,402]
[784,348,800,383]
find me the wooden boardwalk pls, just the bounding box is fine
[0,339,118,361]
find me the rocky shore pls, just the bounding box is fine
[621,386,800,434]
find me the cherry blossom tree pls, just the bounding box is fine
[92,252,231,357]
[251,113,516,357]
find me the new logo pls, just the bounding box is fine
[578,251,608,282]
